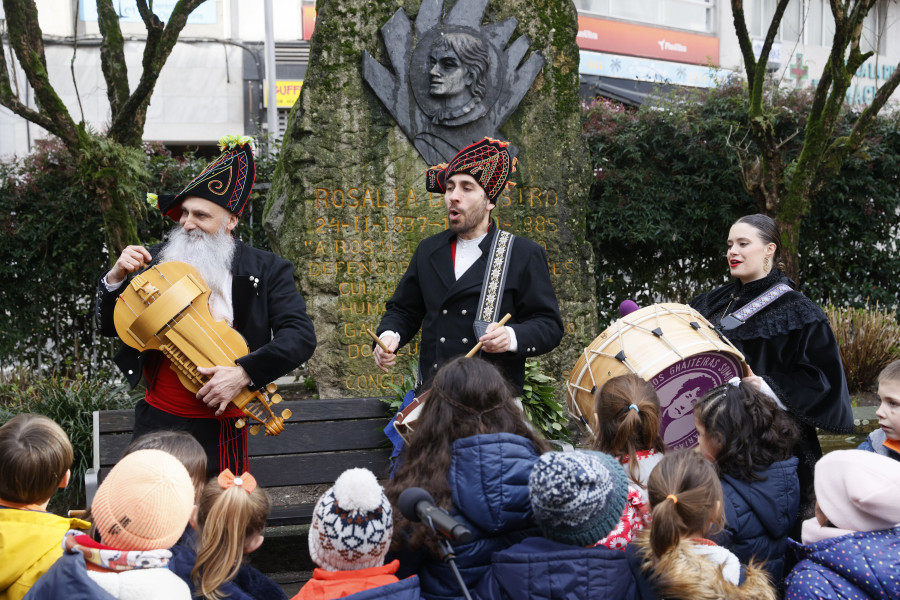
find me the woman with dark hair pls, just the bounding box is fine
[385,357,551,600]
[690,214,853,518]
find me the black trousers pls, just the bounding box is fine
[132,399,248,478]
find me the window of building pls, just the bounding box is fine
[575,0,715,33]
[745,0,882,52]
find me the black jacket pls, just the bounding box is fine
[376,225,563,392]
[690,269,852,434]
[96,240,316,391]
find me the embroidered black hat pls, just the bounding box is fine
[150,135,256,221]
[425,137,517,204]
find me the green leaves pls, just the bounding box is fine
[520,359,571,443]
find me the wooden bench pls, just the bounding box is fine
[85,397,393,525]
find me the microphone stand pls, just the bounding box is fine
[436,537,473,600]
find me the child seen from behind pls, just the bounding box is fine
[693,378,800,583]
[294,468,419,600]
[785,450,900,599]
[169,470,285,600]
[24,448,195,600]
[590,374,667,504]
[626,449,775,600]
[474,451,640,600]
[0,414,89,600]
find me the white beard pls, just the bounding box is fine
[158,223,236,299]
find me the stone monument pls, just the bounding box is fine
[267,0,596,398]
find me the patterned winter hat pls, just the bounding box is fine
[153,134,256,221]
[91,449,195,551]
[308,468,393,571]
[425,137,517,203]
[529,450,629,547]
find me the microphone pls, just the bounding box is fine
[398,487,473,543]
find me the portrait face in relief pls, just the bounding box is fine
[426,32,490,123]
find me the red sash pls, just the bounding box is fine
[145,357,243,419]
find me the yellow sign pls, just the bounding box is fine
[264,80,304,108]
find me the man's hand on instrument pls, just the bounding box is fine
[197,365,251,416]
[107,245,152,286]
[479,322,511,354]
[373,333,400,373]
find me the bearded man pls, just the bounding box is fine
[373,137,563,393]
[95,136,316,475]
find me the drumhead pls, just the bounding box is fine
[566,303,746,448]
[651,351,742,450]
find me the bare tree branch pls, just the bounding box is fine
[96,0,130,117]
[1,0,78,147]
[107,0,206,145]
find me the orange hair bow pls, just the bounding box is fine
[217,469,258,494]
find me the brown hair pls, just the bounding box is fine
[646,449,724,559]
[693,381,798,482]
[193,476,270,600]
[590,374,667,483]
[0,413,73,504]
[122,430,207,503]
[385,357,550,553]
[735,214,785,271]
[878,360,900,387]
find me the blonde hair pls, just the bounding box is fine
[0,413,73,504]
[645,450,724,559]
[123,430,207,503]
[591,374,667,483]
[192,476,270,600]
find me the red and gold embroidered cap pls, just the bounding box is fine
[425,137,517,204]
[153,135,257,221]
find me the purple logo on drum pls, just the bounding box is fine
[650,352,742,450]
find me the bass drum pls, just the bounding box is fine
[566,303,747,450]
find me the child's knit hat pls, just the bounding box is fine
[309,468,393,571]
[529,450,629,546]
[91,449,195,551]
[816,449,900,532]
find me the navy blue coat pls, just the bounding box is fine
[785,527,900,599]
[392,433,543,600]
[339,577,422,600]
[168,535,287,600]
[23,552,117,600]
[473,536,638,600]
[711,457,800,582]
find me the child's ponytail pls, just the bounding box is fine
[192,471,270,600]
[646,450,724,558]
[591,374,666,483]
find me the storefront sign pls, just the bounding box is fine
[576,15,718,66]
[264,81,304,108]
[580,50,731,88]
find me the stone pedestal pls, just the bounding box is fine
[267,0,596,398]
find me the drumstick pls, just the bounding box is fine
[366,327,392,353]
[465,313,513,358]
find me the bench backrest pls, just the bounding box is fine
[91,397,393,492]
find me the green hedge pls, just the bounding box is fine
[584,82,900,324]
